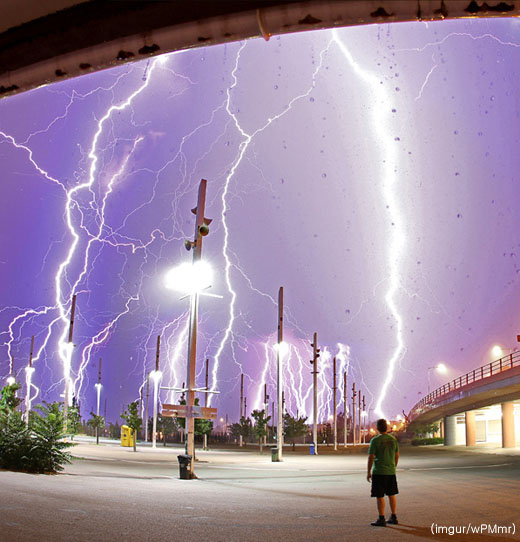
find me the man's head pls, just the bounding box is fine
[376,418,388,434]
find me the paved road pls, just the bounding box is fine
[1,441,519,541]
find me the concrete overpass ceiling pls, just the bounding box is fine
[2,0,520,98]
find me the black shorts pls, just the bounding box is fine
[371,474,399,498]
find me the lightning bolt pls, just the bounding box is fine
[332,29,406,419]
[211,39,334,408]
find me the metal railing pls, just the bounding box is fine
[408,350,520,421]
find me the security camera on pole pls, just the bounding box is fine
[310,332,320,455]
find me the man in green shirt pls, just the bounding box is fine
[367,418,399,526]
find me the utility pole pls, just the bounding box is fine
[310,332,320,454]
[263,383,268,446]
[152,335,160,448]
[24,335,35,424]
[352,382,357,446]
[271,401,275,444]
[275,286,284,461]
[184,179,212,478]
[64,294,77,431]
[239,373,244,447]
[95,358,102,444]
[203,358,209,451]
[333,357,337,451]
[358,388,362,446]
[362,395,366,444]
[343,370,347,447]
[144,375,150,442]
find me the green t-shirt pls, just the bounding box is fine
[368,433,398,475]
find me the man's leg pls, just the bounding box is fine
[377,497,385,516]
[388,495,397,515]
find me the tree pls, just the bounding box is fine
[283,413,309,450]
[108,421,121,440]
[0,382,22,416]
[67,405,81,441]
[411,422,439,438]
[87,412,105,445]
[230,416,252,446]
[30,402,75,473]
[251,409,270,453]
[121,401,142,452]
[157,415,178,446]
[177,398,214,441]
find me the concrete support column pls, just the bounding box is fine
[444,415,457,446]
[501,402,515,448]
[465,411,476,446]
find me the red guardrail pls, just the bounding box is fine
[408,350,520,421]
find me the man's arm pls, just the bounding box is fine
[367,454,374,482]
[395,451,399,468]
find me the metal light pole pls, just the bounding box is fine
[144,375,149,442]
[310,332,320,454]
[239,372,244,447]
[351,382,357,446]
[275,286,284,462]
[203,358,209,451]
[362,394,366,444]
[184,179,211,476]
[358,388,362,445]
[64,294,77,431]
[24,335,35,424]
[263,383,268,447]
[332,357,337,451]
[343,370,347,447]
[95,357,102,444]
[152,335,161,449]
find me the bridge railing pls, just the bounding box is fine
[408,350,520,421]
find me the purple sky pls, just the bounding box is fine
[1,18,519,423]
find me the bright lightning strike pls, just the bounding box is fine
[332,30,406,419]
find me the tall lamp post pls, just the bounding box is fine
[310,332,320,454]
[164,179,212,478]
[95,357,102,442]
[427,363,447,394]
[150,335,162,449]
[24,335,35,424]
[274,286,284,462]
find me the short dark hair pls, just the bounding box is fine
[376,419,388,433]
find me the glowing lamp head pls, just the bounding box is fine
[274,341,289,358]
[150,369,163,381]
[95,382,102,389]
[436,363,447,374]
[164,260,213,295]
[6,375,16,386]
[492,345,503,358]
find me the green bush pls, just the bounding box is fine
[0,384,75,473]
[411,437,444,446]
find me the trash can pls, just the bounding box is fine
[121,425,134,447]
[310,443,316,455]
[178,454,193,479]
[271,447,279,462]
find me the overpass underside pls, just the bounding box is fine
[2,0,520,98]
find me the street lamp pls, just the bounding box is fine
[149,369,162,448]
[274,337,288,462]
[427,363,447,394]
[6,374,16,386]
[165,179,212,479]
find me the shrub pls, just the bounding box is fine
[0,384,74,473]
[411,437,444,446]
